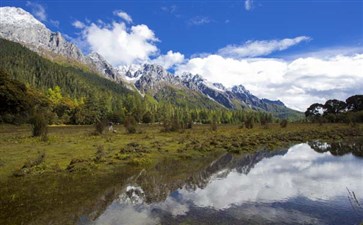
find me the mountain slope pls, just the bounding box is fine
[0,38,131,100]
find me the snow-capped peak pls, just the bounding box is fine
[231,85,251,95]
[0,7,44,28]
[0,6,85,63]
[116,64,143,78]
[211,83,227,92]
[180,73,226,93]
[137,64,170,77]
[116,63,175,86]
[180,73,204,84]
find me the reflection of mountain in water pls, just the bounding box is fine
[185,149,287,191]
[85,142,363,225]
[80,149,287,224]
[116,140,363,208]
[308,140,363,157]
[123,149,287,204]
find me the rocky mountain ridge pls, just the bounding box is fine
[0,7,85,63]
[119,65,288,111]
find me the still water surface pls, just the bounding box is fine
[81,142,363,225]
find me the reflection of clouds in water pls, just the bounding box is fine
[91,143,363,224]
[92,204,159,225]
[92,192,188,225]
[157,197,189,216]
[178,144,363,210]
[227,205,324,225]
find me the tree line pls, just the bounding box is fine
[305,95,363,123]
[0,37,279,129]
[0,69,274,127]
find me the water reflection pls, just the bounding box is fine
[309,140,363,157]
[84,143,363,225]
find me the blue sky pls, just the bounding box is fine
[2,0,363,110]
[5,0,363,57]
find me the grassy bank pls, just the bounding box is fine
[0,123,361,180]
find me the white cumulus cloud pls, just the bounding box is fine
[176,51,363,111]
[151,50,185,69]
[218,36,311,58]
[114,10,133,23]
[79,20,158,66]
[72,20,85,29]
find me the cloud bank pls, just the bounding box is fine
[151,50,185,69]
[176,52,363,111]
[73,10,362,111]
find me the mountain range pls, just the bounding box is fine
[0,6,301,118]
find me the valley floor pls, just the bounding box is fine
[0,123,361,180]
[0,123,362,225]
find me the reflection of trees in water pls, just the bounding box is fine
[308,140,363,157]
[126,150,286,204]
[91,142,363,224]
[127,156,226,203]
[94,141,362,219]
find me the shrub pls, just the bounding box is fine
[280,119,288,128]
[186,120,193,129]
[124,116,137,134]
[142,111,153,124]
[94,120,106,135]
[13,152,45,177]
[210,115,218,131]
[210,121,218,131]
[23,152,45,169]
[94,145,106,162]
[107,111,124,124]
[245,116,254,129]
[170,116,181,131]
[162,115,181,132]
[1,113,15,123]
[161,118,171,132]
[30,113,48,140]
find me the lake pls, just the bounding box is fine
[79,141,363,225]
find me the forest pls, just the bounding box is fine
[0,38,274,129]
